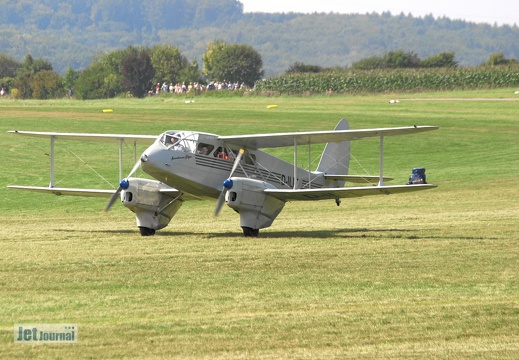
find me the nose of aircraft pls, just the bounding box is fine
[140,144,158,173]
[139,141,169,175]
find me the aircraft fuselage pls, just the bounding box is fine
[140,131,331,199]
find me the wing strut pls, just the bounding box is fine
[46,135,137,190]
[292,137,317,190]
[293,137,298,189]
[118,139,139,181]
[378,134,385,186]
[119,138,123,181]
[50,136,55,187]
[308,140,311,188]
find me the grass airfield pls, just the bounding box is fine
[1,90,518,358]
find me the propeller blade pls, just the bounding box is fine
[229,149,245,177]
[214,188,227,217]
[128,158,141,178]
[103,185,123,213]
[103,158,141,213]
[214,149,244,217]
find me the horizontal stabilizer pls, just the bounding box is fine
[324,175,393,184]
[265,184,437,202]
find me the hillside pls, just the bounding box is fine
[0,0,518,75]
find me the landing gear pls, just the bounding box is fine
[139,227,156,236]
[242,227,259,237]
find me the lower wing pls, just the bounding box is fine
[7,186,115,197]
[7,185,182,198]
[265,184,437,201]
[324,175,393,184]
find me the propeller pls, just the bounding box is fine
[103,159,141,213]
[214,149,245,216]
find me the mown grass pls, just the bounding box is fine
[1,91,518,359]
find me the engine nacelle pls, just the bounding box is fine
[120,178,182,231]
[226,178,285,230]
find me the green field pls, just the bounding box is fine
[1,91,518,359]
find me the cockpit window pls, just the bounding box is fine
[162,134,179,146]
[160,131,198,153]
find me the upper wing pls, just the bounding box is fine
[265,184,437,201]
[219,126,438,149]
[8,130,158,144]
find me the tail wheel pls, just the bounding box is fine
[139,227,156,236]
[242,227,259,237]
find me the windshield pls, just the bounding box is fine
[160,131,198,153]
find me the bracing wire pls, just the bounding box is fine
[67,148,115,188]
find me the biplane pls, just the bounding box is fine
[8,119,438,236]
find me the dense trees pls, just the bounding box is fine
[352,50,458,70]
[0,0,243,31]
[202,41,264,86]
[0,53,20,78]
[74,62,121,100]
[149,45,193,86]
[72,41,262,99]
[286,62,324,74]
[486,52,519,66]
[31,71,65,99]
[8,55,63,99]
[121,48,155,98]
[1,1,519,76]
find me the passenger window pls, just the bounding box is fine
[197,143,214,155]
[244,152,256,165]
[214,147,229,160]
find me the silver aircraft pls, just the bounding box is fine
[8,119,438,236]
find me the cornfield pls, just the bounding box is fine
[255,66,519,94]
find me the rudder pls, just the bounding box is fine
[316,119,350,177]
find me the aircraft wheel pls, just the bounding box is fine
[242,227,259,237]
[139,227,156,236]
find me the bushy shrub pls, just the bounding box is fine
[75,62,122,100]
[31,70,65,99]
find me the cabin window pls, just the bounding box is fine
[214,147,229,160]
[244,152,256,165]
[197,143,214,155]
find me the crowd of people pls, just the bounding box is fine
[148,81,249,95]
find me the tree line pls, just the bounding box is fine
[285,51,459,74]
[0,41,263,100]
[1,45,517,100]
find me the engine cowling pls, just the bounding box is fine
[225,178,285,230]
[120,178,182,232]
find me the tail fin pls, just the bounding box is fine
[317,119,350,177]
